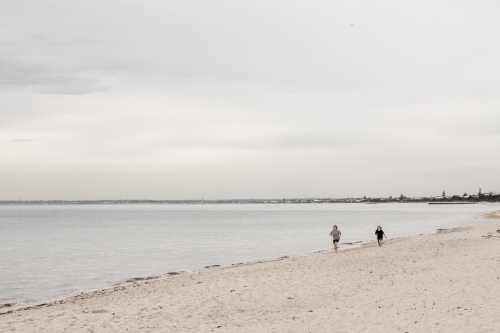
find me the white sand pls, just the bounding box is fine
[2,221,500,332]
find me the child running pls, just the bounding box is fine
[329,225,341,252]
[375,225,386,247]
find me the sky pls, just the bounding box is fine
[1,0,499,200]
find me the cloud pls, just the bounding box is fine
[10,138,35,143]
[1,1,500,199]
[10,136,48,143]
[0,59,107,95]
[0,25,111,95]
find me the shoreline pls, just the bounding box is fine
[0,229,437,315]
[0,240,369,315]
[2,221,500,331]
[2,210,499,316]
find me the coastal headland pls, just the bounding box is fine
[2,214,499,332]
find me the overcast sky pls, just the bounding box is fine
[1,0,499,200]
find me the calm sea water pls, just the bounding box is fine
[0,203,497,309]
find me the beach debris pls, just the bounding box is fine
[0,303,13,308]
[126,276,160,282]
[204,265,220,269]
[167,272,179,275]
[496,229,500,233]
[481,234,496,239]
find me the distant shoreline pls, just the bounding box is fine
[1,195,499,205]
[428,202,476,205]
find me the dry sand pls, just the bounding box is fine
[2,219,500,332]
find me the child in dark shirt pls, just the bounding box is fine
[375,225,386,247]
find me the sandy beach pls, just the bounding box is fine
[2,218,500,332]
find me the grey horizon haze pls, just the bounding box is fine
[1,0,499,200]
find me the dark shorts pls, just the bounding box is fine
[377,237,383,242]
[333,239,339,244]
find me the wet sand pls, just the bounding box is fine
[1,220,500,332]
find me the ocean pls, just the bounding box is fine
[0,202,497,310]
